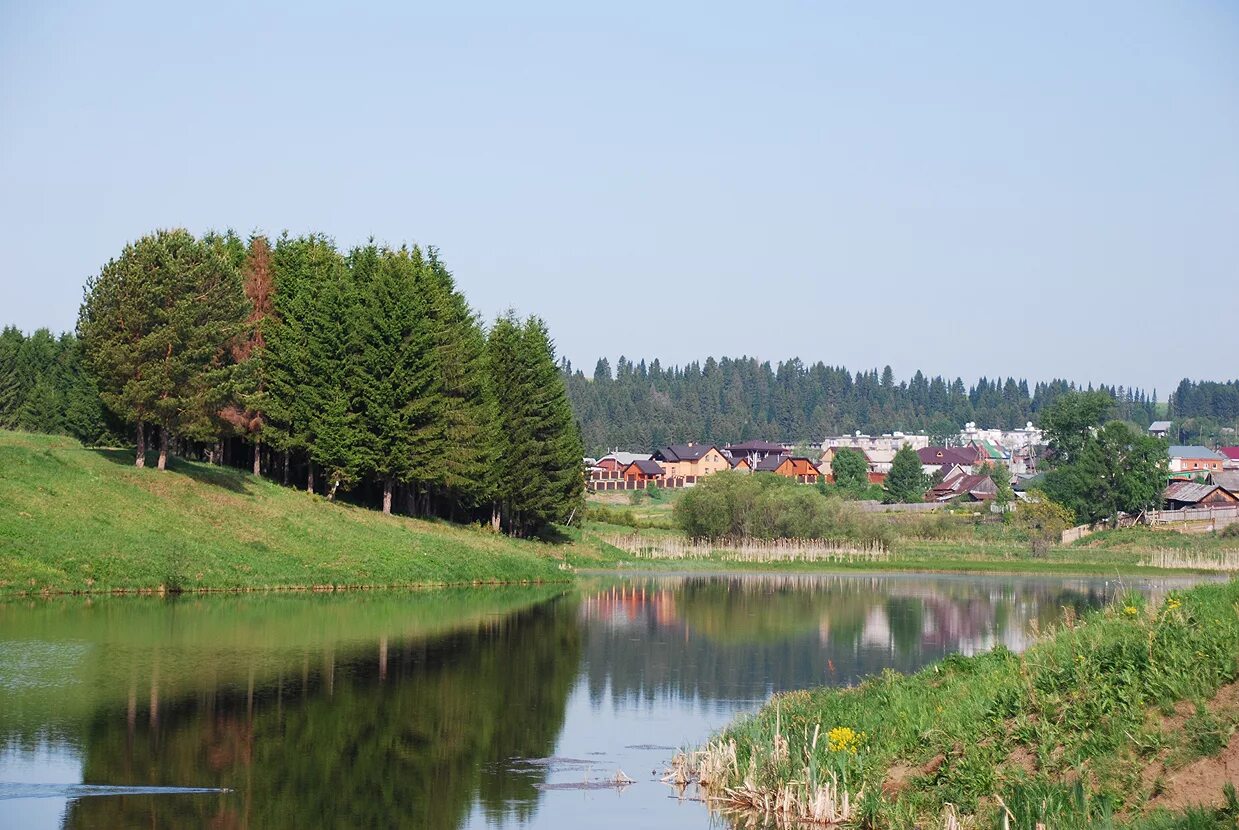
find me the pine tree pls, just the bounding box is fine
[78,230,246,468]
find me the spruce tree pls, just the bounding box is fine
[302,242,366,497]
[487,313,584,536]
[424,247,491,517]
[885,444,928,503]
[351,244,438,513]
[264,234,347,488]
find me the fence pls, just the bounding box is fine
[588,474,698,492]
[1142,505,1239,535]
[854,501,944,513]
[1144,505,1239,524]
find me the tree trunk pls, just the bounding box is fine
[253,440,261,477]
[283,451,290,486]
[382,479,394,515]
[490,503,501,533]
[135,422,146,468]
[157,426,169,471]
[328,479,340,502]
[306,462,315,494]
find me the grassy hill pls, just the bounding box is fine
[0,430,575,594]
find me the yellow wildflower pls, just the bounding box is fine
[1123,606,1138,617]
[1167,598,1182,610]
[827,726,864,754]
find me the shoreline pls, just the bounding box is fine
[681,575,1239,828]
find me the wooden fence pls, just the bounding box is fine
[854,501,944,513]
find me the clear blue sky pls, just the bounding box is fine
[2,1,1236,395]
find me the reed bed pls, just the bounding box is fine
[1139,547,1239,571]
[603,534,889,564]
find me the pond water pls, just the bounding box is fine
[0,571,1206,829]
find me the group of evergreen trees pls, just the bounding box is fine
[565,356,1162,453]
[0,327,117,443]
[65,228,583,537]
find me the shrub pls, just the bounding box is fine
[673,470,886,546]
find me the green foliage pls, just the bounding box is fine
[884,444,928,503]
[77,229,247,447]
[0,327,116,444]
[1043,419,1168,524]
[1041,389,1115,466]
[673,470,888,545]
[986,460,1014,506]
[831,448,869,494]
[1013,491,1077,541]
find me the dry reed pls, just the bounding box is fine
[1139,548,1239,571]
[604,534,888,564]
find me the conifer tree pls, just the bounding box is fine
[424,248,491,516]
[303,243,367,497]
[78,230,246,468]
[885,444,928,503]
[264,234,347,489]
[351,244,438,513]
[487,313,584,536]
[220,234,275,475]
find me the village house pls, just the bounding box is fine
[729,456,753,472]
[594,451,652,472]
[1148,421,1172,439]
[928,473,997,503]
[819,445,869,469]
[651,443,730,478]
[1168,445,1225,476]
[1218,447,1239,470]
[723,440,788,464]
[918,446,982,477]
[1163,481,1239,510]
[820,431,929,453]
[756,455,822,483]
[622,459,665,482]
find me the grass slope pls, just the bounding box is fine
[703,577,1239,829]
[0,430,572,593]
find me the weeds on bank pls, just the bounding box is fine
[689,579,1239,828]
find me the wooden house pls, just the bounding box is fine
[652,443,730,478]
[1163,481,1239,510]
[622,459,665,482]
[756,455,822,483]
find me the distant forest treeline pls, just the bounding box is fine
[563,356,1237,453]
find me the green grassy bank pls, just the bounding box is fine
[691,577,1239,829]
[0,430,580,594]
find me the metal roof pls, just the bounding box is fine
[1169,445,1223,460]
[1164,481,1225,503]
[1148,421,1172,431]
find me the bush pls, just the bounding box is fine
[673,470,888,546]
[1220,522,1239,539]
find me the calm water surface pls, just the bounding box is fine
[0,571,1204,829]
